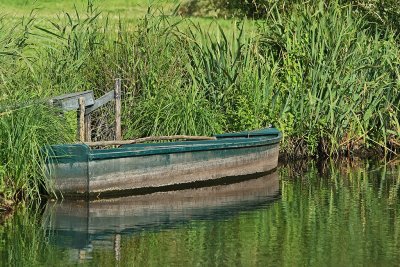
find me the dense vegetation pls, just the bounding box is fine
[181,0,400,33]
[0,0,399,202]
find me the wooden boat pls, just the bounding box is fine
[43,171,280,250]
[46,128,281,198]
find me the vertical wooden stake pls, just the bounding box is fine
[84,114,91,142]
[78,97,85,142]
[115,78,122,141]
[114,234,121,262]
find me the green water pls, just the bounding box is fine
[1,160,400,266]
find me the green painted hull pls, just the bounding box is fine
[46,128,281,198]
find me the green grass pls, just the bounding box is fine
[0,0,179,18]
[0,0,241,37]
[0,104,73,202]
[257,2,400,157]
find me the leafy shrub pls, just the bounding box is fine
[180,0,400,36]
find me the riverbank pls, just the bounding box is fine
[0,0,399,203]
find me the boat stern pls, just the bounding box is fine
[46,144,90,196]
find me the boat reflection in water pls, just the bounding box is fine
[42,171,280,262]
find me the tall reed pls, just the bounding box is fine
[122,13,226,137]
[0,15,74,201]
[0,103,72,201]
[257,1,400,157]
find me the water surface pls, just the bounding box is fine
[1,160,399,266]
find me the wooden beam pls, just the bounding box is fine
[114,78,122,141]
[78,97,85,142]
[52,91,95,112]
[85,91,115,115]
[84,114,91,142]
[84,135,217,147]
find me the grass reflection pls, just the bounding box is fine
[0,206,64,267]
[1,161,399,266]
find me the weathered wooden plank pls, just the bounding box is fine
[84,135,217,147]
[114,79,122,141]
[84,114,91,142]
[78,97,85,142]
[52,91,95,112]
[85,91,115,115]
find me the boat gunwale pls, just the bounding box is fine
[89,135,281,160]
[47,128,282,162]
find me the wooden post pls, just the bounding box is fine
[84,114,91,142]
[115,78,122,141]
[114,234,121,262]
[78,97,85,142]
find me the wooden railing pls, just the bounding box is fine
[50,78,122,142]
